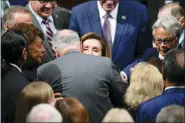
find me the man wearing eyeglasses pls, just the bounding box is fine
[158,2,184,49]
[122,16,182,81]
[26,0,71,63]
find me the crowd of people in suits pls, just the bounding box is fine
[1,0,184,123]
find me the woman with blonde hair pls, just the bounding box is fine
[124,62,164,120]
[14,81,55,123]
[81,32,111,58]
[102,108,134,122]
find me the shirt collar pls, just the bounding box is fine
[179,29,184,44]
[97,1,119,19]
[165,86,185,91]
[28,3,54,24]
[10,63,22,72]
[159,53,164,60]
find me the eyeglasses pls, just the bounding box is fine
[39,0,56,4]
[153,37,175,46]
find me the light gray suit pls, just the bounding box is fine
[37,50,128,123]
[25,5,71,63]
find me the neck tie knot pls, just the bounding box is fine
[104,13,111,19]
[42,18,50,25]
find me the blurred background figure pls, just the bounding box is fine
[81,32,111,58]
[14,82,55,123]
[156,105,185,122]
[102,108,134,122]
[1,0,10,32]
[125,62,164,121]
[158,2,184,49]
[26,103,62,122]
[2,5,32,33]
[9,0,28,6]
[55,98,89,123]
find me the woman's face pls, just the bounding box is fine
[82,39,103,56]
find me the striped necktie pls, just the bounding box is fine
[42,18,54,41]
[42,18,57,58]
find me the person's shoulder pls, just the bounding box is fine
[54,6,71,14]
[2,67,29,85]
[72,1,96,11]
[38,60,58,72]
[120,0,146,10]
[139,94,164,110]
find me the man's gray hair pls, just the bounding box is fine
[156,105,184,122]
[52,29,80,48]
[2,5,31,26]
[152,16,181,39]
[26,103,63,122]
[158,2,184,19]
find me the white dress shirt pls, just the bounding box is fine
[29,3,57,36]
[159,53,164,60]
[97,1,119,43]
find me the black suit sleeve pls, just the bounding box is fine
[109,62,129,107]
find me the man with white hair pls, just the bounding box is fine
[158,2,184,48]
[123,15,182,81]
[26,103,62,122]
[37,29,128,123]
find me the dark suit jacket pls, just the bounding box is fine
[37,50,128,123]
[1,65,30,122]
[123,48,158,78]
[69,0,152,71]
[136,88,185,123]
[26,5,71,63]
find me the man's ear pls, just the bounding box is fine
[22,48,28,61]
[4,23,10,32]
[179,16,185,28]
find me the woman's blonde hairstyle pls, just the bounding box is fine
[102,108,134,122]
[14,81,54,123]
[125,62,164,108]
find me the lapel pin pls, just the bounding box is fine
[121,15,126,20]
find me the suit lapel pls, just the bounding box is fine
[52,7,62,30]
[88,2,103,36]
[112,4,127,58]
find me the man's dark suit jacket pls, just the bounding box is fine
[136,88,185,123]
[69,0,152,71]
[123,48,158,78]
[37,50,128,123]
[1,65,30,122]
[26,5,71,63]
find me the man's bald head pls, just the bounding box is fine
[3,5,32,32]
